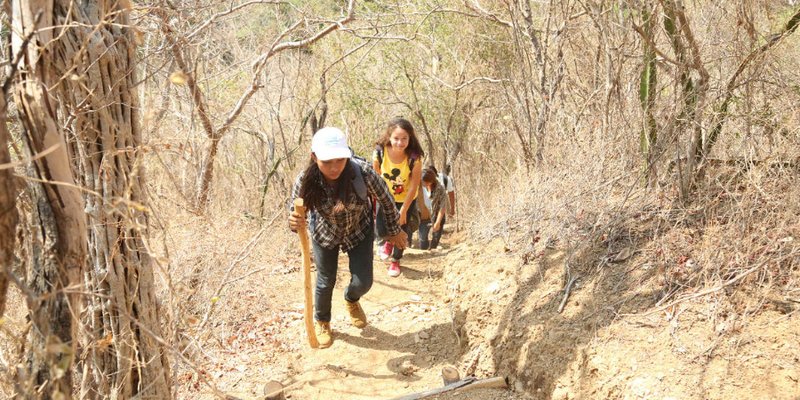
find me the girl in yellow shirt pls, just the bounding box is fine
[373,118,424,277]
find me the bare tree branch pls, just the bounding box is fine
[464,0,513,28]
[186,0,290,40]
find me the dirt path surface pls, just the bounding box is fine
[282,247,463,399]
[195,239,520,400]
[174,220,800,400]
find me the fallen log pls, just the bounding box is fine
[294,198,319,349]
[389,376,508,400]
[263,380,285,400]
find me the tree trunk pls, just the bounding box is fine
[638,6,658,187]
[11,2,88,396]
[0,91,18,318]
[12,1,172,398]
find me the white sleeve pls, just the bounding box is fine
[446,176,455,192]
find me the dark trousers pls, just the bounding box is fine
[311,228,374,322]
[418,215,445,250]
[375,201,417,261]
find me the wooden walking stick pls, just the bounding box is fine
[293,198,319,348]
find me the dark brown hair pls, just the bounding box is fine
[298,157,355,213]
[375,117,425,158]
[422,167,438,191]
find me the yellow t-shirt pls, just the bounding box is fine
[374,146,417,203]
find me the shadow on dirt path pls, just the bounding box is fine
[250,244,498,400]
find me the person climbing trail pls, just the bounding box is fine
[373,117,424,277]
[288,127,408,349]
[418,167,449,250]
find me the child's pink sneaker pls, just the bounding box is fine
[380,242,394,260]
[388,261,401,277]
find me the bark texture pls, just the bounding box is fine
[12,0,171,398]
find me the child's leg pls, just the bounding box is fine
[391,201,416,260]
[418,219,431,250]
[311,240,339,322]
[431,215,447,249]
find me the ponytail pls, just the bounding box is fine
[298,157,356,212]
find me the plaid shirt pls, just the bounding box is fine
[291,159,401,251]
[428,183,449,222]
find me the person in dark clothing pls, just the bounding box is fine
[418,167,449,250]
[289,127,407,348]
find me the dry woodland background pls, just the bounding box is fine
[1,0,800,399]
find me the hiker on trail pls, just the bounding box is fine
[418,167,449,250]
[427,164,456,218]
[373,117,424,277]
[425,164,456,219]
[288,127,408,349]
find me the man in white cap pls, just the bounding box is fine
[288,127,407,348]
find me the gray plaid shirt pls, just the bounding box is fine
[291,159,401,251]
[428,183,449,222]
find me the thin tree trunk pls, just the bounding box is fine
[12,1,172,398]
[157,2,356,214]
[11,2,88,397]
[0,91,18,318]
[638,5,658,187]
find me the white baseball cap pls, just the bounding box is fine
[311,127,352,161]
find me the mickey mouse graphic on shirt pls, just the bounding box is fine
[383,168,405,195]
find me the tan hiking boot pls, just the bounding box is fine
[315,321,333,348]
[345,300,368,328]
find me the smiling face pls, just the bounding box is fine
[389,127,410,152]
[314,156,348,183]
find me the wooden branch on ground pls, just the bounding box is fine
[389,376,508,400]
[558,260,578,313]
[635,263,762,317]
[558,275,578,313]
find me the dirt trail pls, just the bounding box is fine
[229,241,519,400]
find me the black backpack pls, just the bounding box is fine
[349,149,370,204]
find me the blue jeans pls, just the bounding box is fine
[311,228,374,322]
[375,201,417,261]
[419,215,445,250]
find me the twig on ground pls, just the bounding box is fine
[631,263,762,317]
[558,260,578,313]
[558,275,578,313]
[199,218,272,330]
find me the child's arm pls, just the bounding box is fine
[433,187,448,231]
[433,207,446,231]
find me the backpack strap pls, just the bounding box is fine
[350,159,368,203]
[408,152,417,171]
[376,146,418,172]
[374,145,383,166]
